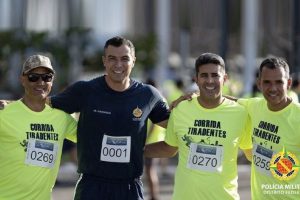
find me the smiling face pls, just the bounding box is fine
[102,44,136,91]
[257,66,292,111]
[21,67,53,100]
[195,63,227,108]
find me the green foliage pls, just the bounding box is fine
[0,29,158,91]
[132,34,157,71]
[82,49,103,71]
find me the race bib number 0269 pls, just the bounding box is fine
[187,143,223,172]
[100,135,131,163]
[25,139,58,168]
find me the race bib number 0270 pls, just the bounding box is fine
[100,135,131,163]
[25,139,58,168]
[187,143,223,172]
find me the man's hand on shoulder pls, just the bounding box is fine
[0,100,10,110]
[223,95,238,102]
[169,91,199,111]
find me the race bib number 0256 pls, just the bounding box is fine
[100,135,131,163]
[187,143,223,172]
[25,139,58,168]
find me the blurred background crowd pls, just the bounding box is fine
[1,0,300,101]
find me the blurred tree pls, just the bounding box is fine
[0,30,158,94]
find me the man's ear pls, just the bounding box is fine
[223,73,228,84]
[287,78,292,90]
[132,56,136,68]
[20,75,25,87]
[194,75,199,87]
[102,56,106,68]
[256,78,261,91]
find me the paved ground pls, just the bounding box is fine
[53,164,251,200]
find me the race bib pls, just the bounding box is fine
[187,143,223,172]
[25,139,58,168]
[253,143,273,176]
[100,135,131,163]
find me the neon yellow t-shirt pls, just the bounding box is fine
[0,100,77,200]
[165,97,252,200]
[238,97,300,200]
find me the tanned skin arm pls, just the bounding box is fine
[155,119,168,129]
[144,141,178,158]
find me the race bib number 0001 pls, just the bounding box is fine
[100,135,131,163]
[25,139,58,168]
[253,143,273,176]
[187,143,223,172]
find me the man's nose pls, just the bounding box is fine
[206,76,214,83]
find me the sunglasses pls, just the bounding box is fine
[26,73,54,82]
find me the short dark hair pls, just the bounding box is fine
[258,57,290,78]
[104,36,135,56]
[195,53,225,74]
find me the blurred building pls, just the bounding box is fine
[0,0,300,96]
[0,0,297,61]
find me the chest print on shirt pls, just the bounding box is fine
[182,135,223,148]
[93,109,112,115]
[253,121,281,150]
[132,106,143,121]
[20,140,28,152]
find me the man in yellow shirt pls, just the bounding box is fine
[0,55,77,200]
[145,53,252,200]
[238,57,300,200]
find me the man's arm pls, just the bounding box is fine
[155,119,168,129]
[242,148,252,162]
[169,92,197,110]
[223,94,238,101]
[169,92,239,110]
[144,141,178,158]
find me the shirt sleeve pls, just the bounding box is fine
[51,81,87,114]
[148,86,170,124]
[237,98,249,109]
[64,114,78,143]
[239,113,253,149]
[164,111,178,147]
